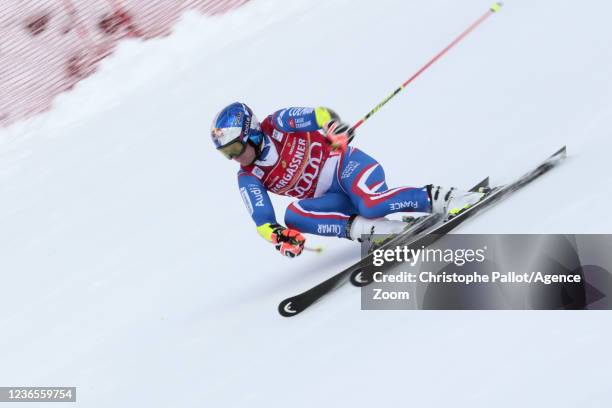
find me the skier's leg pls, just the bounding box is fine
[284,193,357,238]
[338,147,485,221]
[338,147,431,218]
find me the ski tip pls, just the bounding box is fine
[553,145,567,158]
[350,268,370,287]
[278,299,299,317]
[547,146,567,161]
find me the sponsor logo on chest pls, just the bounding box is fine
[252,166,265,179]
[271,129,284,142]
[269,138,308,192]
[267,135,324,198]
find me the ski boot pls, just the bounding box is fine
[428,185,486,220]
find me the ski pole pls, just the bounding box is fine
[348,2,503,141]
[304,245,324,254]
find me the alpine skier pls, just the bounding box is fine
[211,102,483,258]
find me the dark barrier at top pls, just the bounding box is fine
[0,0,249,127]
[361,234,612,310]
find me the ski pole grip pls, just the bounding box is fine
[490,2,503,13]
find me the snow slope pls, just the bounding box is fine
[1,0,612,406]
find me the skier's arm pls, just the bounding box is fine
[271,107,339,132]
[271,107,353,152]
[238,171,276,236]
[238,171,305,257]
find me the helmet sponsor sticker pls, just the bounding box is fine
[211,127,225,147]
[212,126,242,147]
[231,111,243,127]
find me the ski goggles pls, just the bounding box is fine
[217,139,247,159]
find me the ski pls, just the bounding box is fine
[277,176,490,317]
[279,146,567,317]
[350,145,567,286]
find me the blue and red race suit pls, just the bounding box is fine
[237,107,431,239]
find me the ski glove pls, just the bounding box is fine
[272,225,305,258]
[323,119,353,153]
[258,223,306,258]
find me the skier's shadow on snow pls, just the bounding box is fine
[211,246,358,313]
[267,246,358,293]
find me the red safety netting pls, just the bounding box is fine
[0,0,249,127]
